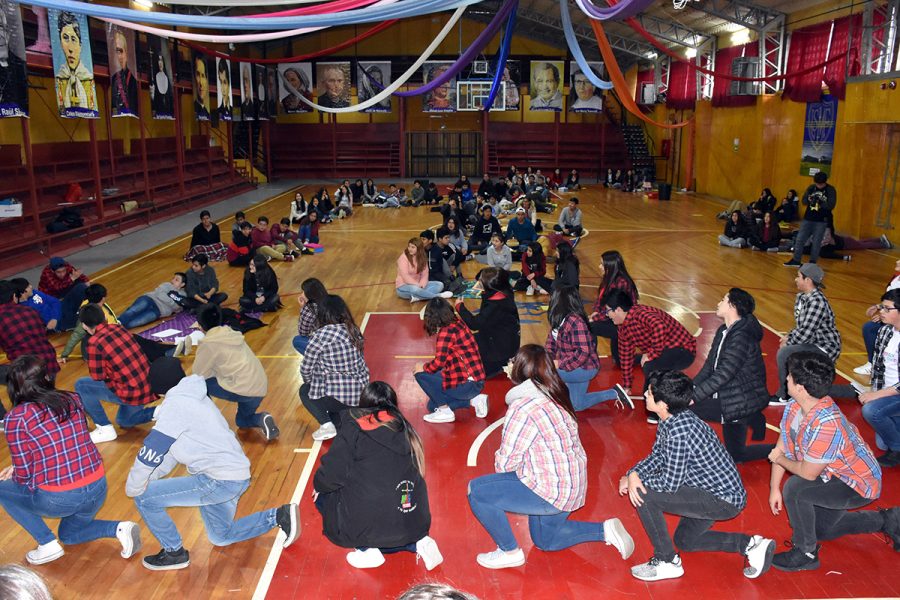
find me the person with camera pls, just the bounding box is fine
[784,172,837,266]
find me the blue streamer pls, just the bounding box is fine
[24,0,482,30]
[561,0,615,90]
[483,2,516,111]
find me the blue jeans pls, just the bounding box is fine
[74,377,155,428]
[467,472,604,552]
[863,321,881,362]
[396,282,444,301]
[134,474,275,552]
[118,296,163,329]
[205,378,264,429]
[862,393,900,451]
[558,368,618,411]
[292,335,310,354]
[298,225,319,244]
[0,477,117,545]
[415,370,484,412]
[791,219,828,263]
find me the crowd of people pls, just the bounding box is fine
[0,168,898,593]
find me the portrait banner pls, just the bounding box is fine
[501,59,519,111]
[277,62,311,114]
[0,0,28,118]
[800,94,837,177]
[357,61,391,113]
[148,35,174,120]
[568,61,603,112]
[105,24,137,118]
[255,64,269,121]
[315,61,350,109]
[215,57,233,121]
[529,60,564,111]
[49,8,97,119]
[422,61,456,113]
[239,61,255,121]
[192,52,209,121]
[264,66,277,121]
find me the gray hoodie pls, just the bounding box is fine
[125,375,251,498]
[146,282,185,317]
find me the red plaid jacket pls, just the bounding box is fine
[85,323,154,405]
[38,264,89,299]
[618,305,696,390]
[424,319,486,389]
[0,302,60,374]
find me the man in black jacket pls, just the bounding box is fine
[784,171,837,266]
[469,205,502,254]
[691,288,774,463]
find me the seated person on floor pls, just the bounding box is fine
[185,210,227,263]
[475,232,512,271]
[505,207,537,259]
[470,205,503,254]
[445,217,468,261]
[750,212,781,252]
[363,179,378,204]
[565,169,581,190]
[396,238,452,304]
[456,267,520,377]
[718,210,751,248]
[227,221,255,267]
[555,198,583,237]
[749,188,777,218]
[375,184,403,209]
[424,182,442,205]
[117,273,186,330]
[231,211,247,236]
[298,210,321,246]
[435,227,464,276]
[438,197,465,227]
[239,255,283,313]
[514,242,551,295]
[60,283,118,364]
[331,185,353,218]
[410,180,425,206]
[184,254,228,313]
[551,240,580,290]
[10,278,61,332]
[290,193,308,224]
[38,257,89,331]
[854,258,900,376]
[272,218,301,256]
[478,173,494,198]
[313,381,443,571]
[350,179,365,204]
[773,189,799,223]
[251,216,294,262]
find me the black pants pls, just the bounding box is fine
[299,383,349,425]
[183,292,228,314]
[553,224,583,236]
[690,398,773,463]
[132,334,175,362]
[641,347,695,391]
[589,319,620,365]
[239,295,281,312]
[637,486,749,563]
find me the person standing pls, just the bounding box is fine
[621,371,775,582]
[0,356,140,566]
[784,171,837,266]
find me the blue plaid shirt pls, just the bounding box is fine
[630,410,747,508]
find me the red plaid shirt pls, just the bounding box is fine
[618,305,697,390]
[85,323,154,405]
[38,264,89,299]
[545,313,600,371]
[592,276,638,322]
[0,302,60,375]
[423,319,485,389]
[6,393,104,491]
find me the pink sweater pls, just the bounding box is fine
[395,254,428,289]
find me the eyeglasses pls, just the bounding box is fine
[602,308,613,315]
[877,305,900,312]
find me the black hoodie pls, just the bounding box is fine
[313,409,431,549]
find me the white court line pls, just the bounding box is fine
[91,185,304,282]
[467,417,506,467]
[292,448,313,453]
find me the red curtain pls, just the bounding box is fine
[666,60,696,110]
[711,42,759,108]
[825,14,862,100]
[782,21,832,103]
[635,68,655,104]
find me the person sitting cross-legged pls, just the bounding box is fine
[238,255,283,314]
[468,345,635,570]
[768,351,898,572]
[126,358,300,571]
[621,371,776,582]
[555,198,583,237]
[191,305,279,441]
[183,254,228,314]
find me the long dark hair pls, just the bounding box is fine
[301,277,328,305]
[509,345,575,419]
[423,298,457,336]
[548,285,589,330]
[316,294,364,352]
[6,355,77,421]
[479,267,513,298]
[247,254,277,291]
[526,241,544,265]
[556,240,579,270]
[599,250,638,303]
[358,381,425,475]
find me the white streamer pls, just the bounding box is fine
[294,5,466,113]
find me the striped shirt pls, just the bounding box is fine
[496,379,587,512]
[781,398,882,500]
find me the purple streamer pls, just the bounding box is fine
[576,0,655,20]
[394,0,516,97]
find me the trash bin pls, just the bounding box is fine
[658,183,672,201]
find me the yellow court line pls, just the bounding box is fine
[766,423,782,433]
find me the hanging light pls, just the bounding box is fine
[133,0,154,10]
[685,48,697,59]
[731,28,751,45]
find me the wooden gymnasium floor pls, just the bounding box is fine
[0,184,898,600]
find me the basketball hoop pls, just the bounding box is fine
[673,0,689,8]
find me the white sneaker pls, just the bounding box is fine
[470,393,489,418]
[416,535,444,571]
[851,380,870,395]
[743,535,775,579]
[423,406,455,423]
[525,286,535,296]
[151,405,162,422]
[603,518,635,559]
[188,330,206,345]
[409,296,423,304]
[311,422,337,441]
[26,540,64,565]
[438,291,453,299]
[631,555,684,581]
[768,396,789,407]
[117,521,142,559]
[346,548,385,569]
[853,362,872,375]
[476,547,525,569]
[90,424,118,444]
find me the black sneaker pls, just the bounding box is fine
[142,547,190,571]
[301,247,315,255]
[881,507,900,550]
[261,412,280,441]
[782,260,802,267]
[768,395,790,407]
[772,545,820,572]
[614,384,634,410]
[646,413,660,425]
[276,503,300,548]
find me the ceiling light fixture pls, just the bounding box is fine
[685,48,697,59]
[731,28,751,45]
[133,0,154,10]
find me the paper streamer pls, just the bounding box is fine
[574,0,656,20]
[483,2,517,111]
[561,0,614,90]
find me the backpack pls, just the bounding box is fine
[46,207,84,233]
[220,307,266,333]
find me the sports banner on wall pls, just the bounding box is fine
[800,94,837,176]
[192,52,209,121]
[148,35,174,120]
[316,61,350,109]
[215,57,233,121]
[0,0,28,118]
[277,62,312,114]
[239,61,255,121]
[568,61,603,112]
[255,64,269,120]
[106,24,137,118]
[529,60,563,111]
[49,9,97,118]
[357,61,391,113]
[422,61,456,112]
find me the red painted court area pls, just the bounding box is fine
[267,311,900,600]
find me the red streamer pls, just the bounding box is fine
[246,0,383,18]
